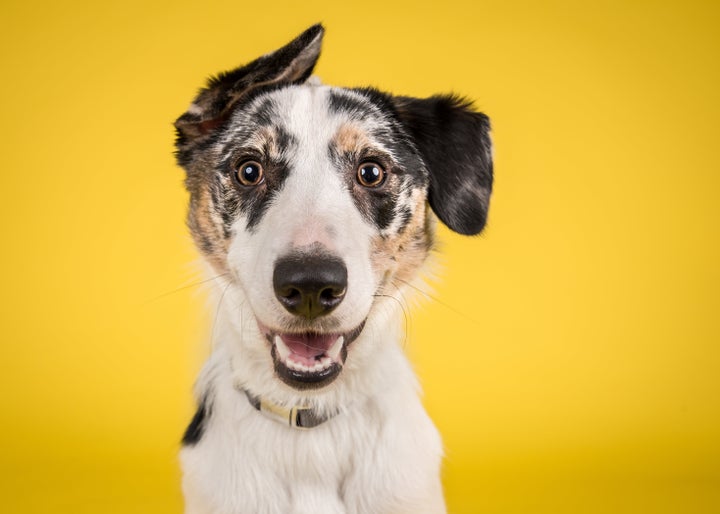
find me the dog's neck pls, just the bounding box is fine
[240,389,339,429]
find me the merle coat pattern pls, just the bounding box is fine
[174,24,492,514]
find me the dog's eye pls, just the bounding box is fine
[357,162,385,188]
[235,161,264,186]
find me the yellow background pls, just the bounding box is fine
[1,0,718,512]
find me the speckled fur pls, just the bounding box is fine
[174,24,493,514]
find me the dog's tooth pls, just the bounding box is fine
[288,359,310,373]
[319,356,332,369]
[327,336,344,361]
[274,335,291,361]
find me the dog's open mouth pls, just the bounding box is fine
[264,322,365,389]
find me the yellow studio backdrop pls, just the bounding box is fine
[1,0,718,512]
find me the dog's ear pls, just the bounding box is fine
[175,24,324,146]
[394,95,493,235]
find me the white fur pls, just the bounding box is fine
[181,294,444,514]
[181,85,446,513]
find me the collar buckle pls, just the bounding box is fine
[258,396,311,430]
[243,389,336,430]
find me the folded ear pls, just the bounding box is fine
[175,24,324,148]
[394,95,493,235]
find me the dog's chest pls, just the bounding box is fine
[180,386,442,514]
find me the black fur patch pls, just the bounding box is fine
[182,395,212,446]
[396,205,413,232]
[242,160,291,231]
[327,90,377,117]
[393,95,493,235]
[328,88,398,118]
[370,188,399,231]
[218,186,241,238]
[273,124,293,152]
[216,121,295,232]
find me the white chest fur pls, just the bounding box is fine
[181,338,446,514]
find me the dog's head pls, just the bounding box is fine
[175,25,492,395]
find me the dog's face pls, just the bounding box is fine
[175,25,492,392]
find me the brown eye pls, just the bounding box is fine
[235,161,264,186]
[357,162,385,187]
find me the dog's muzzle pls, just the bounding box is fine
[264,250,363,389]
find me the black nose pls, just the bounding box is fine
[273,253,348,319]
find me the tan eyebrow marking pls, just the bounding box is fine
[332,123,372,154]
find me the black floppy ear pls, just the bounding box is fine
[394,95,493,235]
[175,24,324,149]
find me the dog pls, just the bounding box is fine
[174,24,493,514]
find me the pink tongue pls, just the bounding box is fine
[281,333,337,360]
